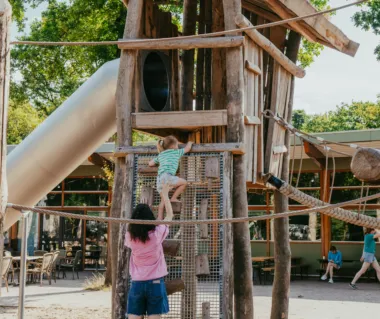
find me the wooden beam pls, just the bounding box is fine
[236,14,305,78]
[131,110,228,129]
[114,143,245,157]
[0,0,11,298]
[245,60,262,76]
[113,0,144,317]
[264,0,318,43]
[277,0,359,57]
[303,140,325,169]
[118,35,244,50]
[223,0,254,317]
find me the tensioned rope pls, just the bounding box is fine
[10,0,367,47]
[263,109,359,155]
[7,188,380,227]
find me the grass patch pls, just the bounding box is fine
[83,273,110,291]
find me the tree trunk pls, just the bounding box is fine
[222,0,254,318]
[270,31,301,319]
[0,0,11,297]
[112,0,144,317]
[195,0,205,111]
[204,0,212,110]
[211,0,226,111]
[181,0,198,111]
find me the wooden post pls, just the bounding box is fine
[0,0,11,297]
[199,198,208,239]
[202,302,211,319]
[181,0,198,111]
[270,31,301,319]
[222,1,253,318]
[211,0,226,111]
[320,169,331,258]
[112,0,144,318]
[196,0,205,111]
[204,0,212,110]
[222,152,233,319]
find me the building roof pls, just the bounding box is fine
[242,0,359,56]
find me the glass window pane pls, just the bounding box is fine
[41,214,60,251]
[288,213,321,241]
[62,211,84,256]
[290,172,320,187]
[332,172,362,187]
[248,211,267,240]
[65,178,108,191]
[332,210,378,241]
[64,194,108,206]
[247,190,267,205]
[85,211,108,270]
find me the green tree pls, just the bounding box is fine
[296,100,380,133]
[10,0,126,116]
[7,100,44,144]
[353,0,380,60]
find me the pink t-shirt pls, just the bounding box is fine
[124,224,169,281]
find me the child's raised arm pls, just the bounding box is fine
[149,157,159,167]
[183,141,194,154]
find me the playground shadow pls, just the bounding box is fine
[253,279,380,304]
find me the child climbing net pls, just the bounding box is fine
[149,136,193,219]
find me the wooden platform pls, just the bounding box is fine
[131,110,228,130]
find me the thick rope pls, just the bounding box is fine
[263,110,359,153]
[10,0,367,47]
[278,182,380,229]
[7,189,380,226]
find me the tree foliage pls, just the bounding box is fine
[7,100,44,144]
[11,0,126,116]
[293,99,380,133]
[353,0,380,60]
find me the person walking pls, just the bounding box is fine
[350,228,380,290]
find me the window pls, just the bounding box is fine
[249,211,267,240]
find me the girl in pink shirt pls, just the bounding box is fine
[125,191,173,319]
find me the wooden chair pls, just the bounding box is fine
[27,253,54,286]
[34,250,48,256]
[60,250,82,280]
[1,256,12,292]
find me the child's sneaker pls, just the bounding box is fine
[321,274,327,280]
[349,283,358,290]
[329,279,334,284]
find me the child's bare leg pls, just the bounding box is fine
[161,184,173,221]
[158,199,165,218]
[171,178,187,202]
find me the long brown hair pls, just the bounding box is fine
[157,135,178,153]
[365,228,374,235]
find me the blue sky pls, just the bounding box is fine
[11,1,380,114]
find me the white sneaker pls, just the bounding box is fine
[321,275,327,280]
[329,279,334,284]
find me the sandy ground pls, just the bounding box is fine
[1,275,379,319]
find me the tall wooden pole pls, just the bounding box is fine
[222,1,254,317]
[270,30,301,319]
[195,0,205,111]
[211,0,226,111]
[181,0,198,111]
[112,0,144,318]
[204,0,212,110]
[0,0,11,297]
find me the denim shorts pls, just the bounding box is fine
[127,278,169,316]
[363,252,377,263]
[157,173,179,194]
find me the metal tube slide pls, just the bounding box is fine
[4,59,120,230]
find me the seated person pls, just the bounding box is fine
[321,246,342,284]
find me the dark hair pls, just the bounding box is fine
[128,204,156,243]
[365,228,374,235]
[330,246,337,252]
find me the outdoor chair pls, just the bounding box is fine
[34,250,48,256]
[51,251,60,282]
[60,250,82,280]
[1,256,12,292]
[27,252,54,286]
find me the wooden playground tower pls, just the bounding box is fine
[111,1,359,318]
